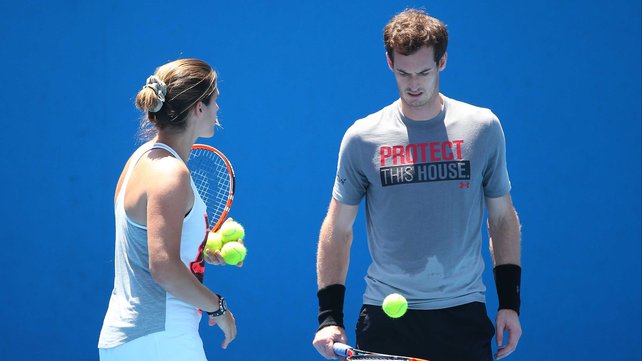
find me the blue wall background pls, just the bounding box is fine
[1,1,639,360]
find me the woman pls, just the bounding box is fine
[98,59,236,360]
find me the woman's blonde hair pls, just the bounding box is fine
[135,58,217,137]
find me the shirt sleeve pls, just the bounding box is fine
[482,113,512,198]
[332,126,368,205]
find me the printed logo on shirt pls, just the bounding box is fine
[379,140,470,187]
[189,213,208,283]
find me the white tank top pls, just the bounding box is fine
[98,142,209,348]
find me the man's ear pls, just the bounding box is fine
[386,52,394,71]
[438,51,448,71]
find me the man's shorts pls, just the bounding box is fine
[356,301,495,361]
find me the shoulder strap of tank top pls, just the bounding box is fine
[115,142,185,204]
[149,143,201,204]
[150,142,183,162]
[151,143,202,217]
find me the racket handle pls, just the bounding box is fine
[333,342,350,357]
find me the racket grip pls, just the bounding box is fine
[333,342,350,357]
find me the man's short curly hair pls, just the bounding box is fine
[384,9,448,65]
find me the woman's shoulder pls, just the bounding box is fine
[140,149,191,193]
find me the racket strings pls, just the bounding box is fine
[188,148,233,229]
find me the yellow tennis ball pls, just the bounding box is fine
[203,231,223,256]
[219,220,245,243]
[220,241,247,265]
[382,293,408,318]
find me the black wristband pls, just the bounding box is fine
[493,264,521,315]
[317,284,345,331]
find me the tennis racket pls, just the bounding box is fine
[333,343,429,361]
[187,144,235,232]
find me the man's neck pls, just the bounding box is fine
[400,93,444,121]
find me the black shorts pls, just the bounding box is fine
[355,302,495,361]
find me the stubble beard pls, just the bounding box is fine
[401,91,432,108]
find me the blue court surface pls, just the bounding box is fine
[0,1,639,360]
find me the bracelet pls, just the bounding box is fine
[317,284,345,331]
[493,264,521,315]
[203,294,226,317]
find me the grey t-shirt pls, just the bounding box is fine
[333,95,511,309]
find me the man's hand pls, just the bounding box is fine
[495,309,521,359]
[312,326,347,359]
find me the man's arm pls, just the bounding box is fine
[317,198,359,287]
[486,193,522,360]
[487,193,521,266]
[313,198,359,359]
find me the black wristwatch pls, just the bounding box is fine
[205,294,227,317]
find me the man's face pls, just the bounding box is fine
[388,46,446,110]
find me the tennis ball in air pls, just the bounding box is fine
[203,231,223,256]
[219,220,245,243]
[382,293,408,318]
[220,241,247,265]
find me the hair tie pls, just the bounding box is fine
[144,75,167,112]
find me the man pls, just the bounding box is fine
[312,9,522,361]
